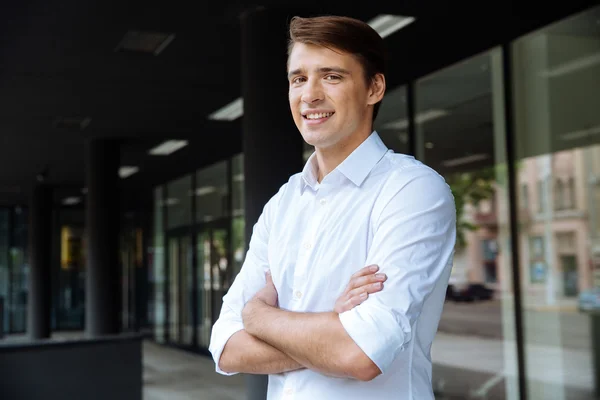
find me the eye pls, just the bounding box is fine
[325,75,341,81]
[291,76,306,85]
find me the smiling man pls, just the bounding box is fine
[209,15,457,399]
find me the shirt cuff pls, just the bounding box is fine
[209,319,245,376]
[338,304,406,374]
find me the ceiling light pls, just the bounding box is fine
[149,140,188,155]
[383,109,449,130]
[208,97,244,121]
[367,14,416,39]
[561,124,600,141]
[53,116,91,130]
[442,153,489,167]
[119,166,139,178]
[233,173,244,182]
[62,197,81,206]
[195,186,216,196]
[163,198,179,206]
[542,52,600,78]
[115,30,175,56]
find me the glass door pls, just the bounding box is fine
[197,222,230,349]
[166,229,193,347]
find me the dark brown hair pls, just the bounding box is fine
[287,15,387,122]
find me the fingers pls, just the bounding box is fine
[347,282,384,299]
[350,264,380,280]
[335,280,385,313]
[347,271,387,291]
[265,270,273,285]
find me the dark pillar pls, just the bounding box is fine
[28,184,53,339]
[85,138,121,337]
[240,7,304,400]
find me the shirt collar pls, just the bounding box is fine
[301,131,388,191]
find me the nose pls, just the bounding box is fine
[301,79,324,104]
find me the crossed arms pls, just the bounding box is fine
[208,170,456,381]
[219,266,387,381]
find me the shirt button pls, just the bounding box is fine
[285,388,293,395]
[295,290,303,299]
[319,198,327,205]
[304,242,311,250]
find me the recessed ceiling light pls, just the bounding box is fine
[195,186,216,196]
[115,30,175,56]
[367,14,416,39]
[561,124,600,141]
[119,166,139,178]
[62,197,81,205]
[53,116,91,130]
[382,109,449,130]
[233,173,244,182]
[208,97,244,121]
[149,140,188,156]
[442,154,489,167]
[542,52,600,78]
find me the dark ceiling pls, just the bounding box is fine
[0,0,596,209]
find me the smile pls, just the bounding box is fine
[304,112,334,120]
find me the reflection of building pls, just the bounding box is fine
[460,146,600,304]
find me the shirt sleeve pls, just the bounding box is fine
[338,166,457,374]
[208,185,284,375]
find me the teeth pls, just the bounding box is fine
[306,112,333,120]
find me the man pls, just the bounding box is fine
[209,14,456,399]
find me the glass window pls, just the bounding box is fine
[0,209,8,334]
[374,84,410,154]
[512,5,600,399]
[10,207,28,333]
[167,174,193,229]
[232,153,245,277]
[416,48,519,399]
[153,187,165,342]
[196,161,228,223]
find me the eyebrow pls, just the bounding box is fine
[287,67,351,80]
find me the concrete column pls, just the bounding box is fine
[85,138,121,337]
[28,184,53,339]
[240,7,304,400]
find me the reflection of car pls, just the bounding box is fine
[578,288,600,312]
[446,283,494,302]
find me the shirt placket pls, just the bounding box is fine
[290,185,330,311]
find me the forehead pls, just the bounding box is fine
[287,42,360,72]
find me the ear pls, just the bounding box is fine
[367,73,386,106]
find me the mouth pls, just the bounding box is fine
[302,111,335,125]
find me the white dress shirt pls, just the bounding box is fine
[209,131,456,399]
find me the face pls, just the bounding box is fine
[287,43,385,151]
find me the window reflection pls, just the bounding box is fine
[512,5,600,399]
[416,48,519,399]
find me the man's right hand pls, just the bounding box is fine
[334,265,387,314]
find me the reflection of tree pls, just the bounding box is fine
[447,167,496,250]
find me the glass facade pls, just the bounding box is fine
[0,207,29,334]
[152,154,244,351]
[512,7,600,399]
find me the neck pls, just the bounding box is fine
[315,129,372,183]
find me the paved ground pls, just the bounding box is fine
[438,299,592,350]
[143,341,245,400]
